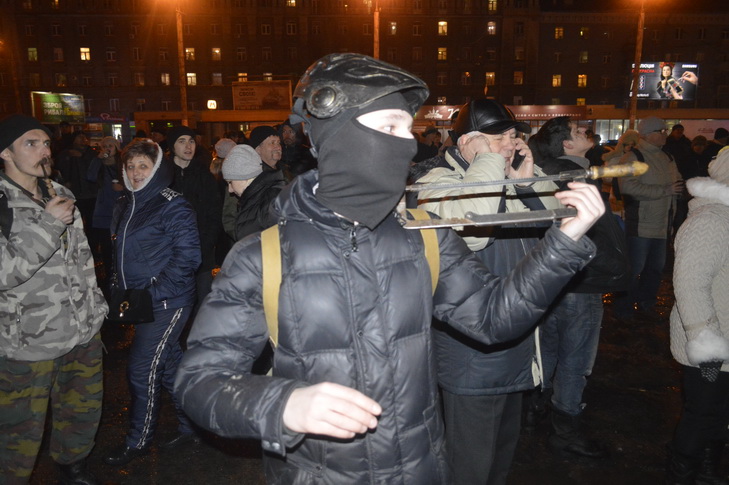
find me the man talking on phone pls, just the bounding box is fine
[412,99,561,485]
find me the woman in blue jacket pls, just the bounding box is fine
[104,140,201,466]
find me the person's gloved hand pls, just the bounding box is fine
[699,361,723,383]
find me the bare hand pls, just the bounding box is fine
[459,133,492,164]
[680,71,698,85]
[667,180,685,195]
[45,196,75,225]
[506,138,534,179]
[282,382,382,439]
[554,182,605,241]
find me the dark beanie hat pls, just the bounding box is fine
[167,125,196,145]
[715,127,729,140]
[248,126,278,149]
[0,114,52,152]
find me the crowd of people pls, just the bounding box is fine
[1,52,729,485]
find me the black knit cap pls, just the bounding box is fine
[166,125,196,145]
[248,126,278,149]
[0,114,52,152]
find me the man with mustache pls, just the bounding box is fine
[0,114,108,485]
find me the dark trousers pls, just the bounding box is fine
[126,306,194,449]
[672,365,729,460]
[443,390,523,485]
[0,333,103,483]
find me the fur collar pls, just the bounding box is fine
[687,177,729,207]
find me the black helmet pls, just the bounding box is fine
[451,99,530,143]
[291,53,429,120]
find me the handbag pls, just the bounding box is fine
[106,207,155,324]
[107,288,154,323]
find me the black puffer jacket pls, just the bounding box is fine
[175,170,595,484]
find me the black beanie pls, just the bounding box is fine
[248,126,278,149]
[166,125,196,145]
[0,114,52,152]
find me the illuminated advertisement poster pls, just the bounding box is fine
[231,81,292,110]
[30,91,85,123]
[629,62,700,101]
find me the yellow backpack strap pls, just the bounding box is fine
[260,224,281,348]
[407,209,440,295]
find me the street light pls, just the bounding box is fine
[175,1,189,126]
[628,0,646,130]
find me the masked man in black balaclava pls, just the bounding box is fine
[175,53,606,484]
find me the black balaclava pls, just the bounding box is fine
[310,92,417,229]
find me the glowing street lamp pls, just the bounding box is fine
[628,0,646,130]
[175,1,189,126]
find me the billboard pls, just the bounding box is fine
[232,81,292,110]
[30,91,85,123]
[629,62,699,101]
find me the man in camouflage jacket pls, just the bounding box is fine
[0,115,108,485]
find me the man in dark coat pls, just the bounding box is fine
[174,53,605,484]
[528,116,630,460]
[166,125,222,320]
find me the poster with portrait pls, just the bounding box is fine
[629,62,699,101]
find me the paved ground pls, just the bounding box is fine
[28,271,686,484]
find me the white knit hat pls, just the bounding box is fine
[708,146,729,185]
[222,144,263,181]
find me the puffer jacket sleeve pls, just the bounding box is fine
[0,205,66,289]
[174,235,303,455]
[433,224,595,344]
[149,198,202,301]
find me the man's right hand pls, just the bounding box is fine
[45,196,75,225]
[283,382,382,439]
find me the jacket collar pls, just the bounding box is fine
[687,177,729,207]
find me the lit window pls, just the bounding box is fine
[212,73,223,85]
[488,0,497,12]
[437,96,447,104]
[579,27,589,39]
[552,74,561,87]
[389,22,397,35]
[185,48,195,61]
[577,74,587,87]
[238,72,248,82]
[286,0,296,5]
[263,72,273,82]
[579,51,588,63]
[514,71,523,85]
[134,72,145,86]
[27,47,38,61]
[487,22,496,36]
[485,72,495,86]
[212,48,221,61]
[437,47,447,61]
[461,71,472,86]
[576,98,586,106]
[187,73,197,86]
[161,73,170,86]
[555,27,563,39]
[80,47,91,61]
[438,21,447,36]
